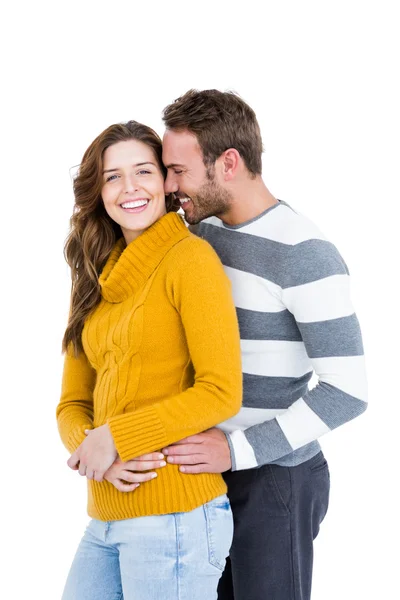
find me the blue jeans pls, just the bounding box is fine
[62,494,233,600]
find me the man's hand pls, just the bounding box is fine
[67,424,117,482]
[104,453,167,492]
[162,428,232,474]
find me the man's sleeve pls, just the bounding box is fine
[226,239,367,470]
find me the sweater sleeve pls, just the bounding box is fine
[107,237,243,461]
[227,239,368,470]
[56,345,96,453]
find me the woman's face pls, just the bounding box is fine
[101,140,166,244]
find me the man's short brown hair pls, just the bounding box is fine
[162,89,263,176]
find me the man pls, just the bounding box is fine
[161,89,367,600]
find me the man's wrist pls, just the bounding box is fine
[223,431,237,471]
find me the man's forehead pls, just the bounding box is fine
[163,129,201,156]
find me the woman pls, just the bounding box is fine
[57,121,242,599]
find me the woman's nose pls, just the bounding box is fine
[124,176,138,194]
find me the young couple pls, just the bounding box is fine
[57,89,367,600]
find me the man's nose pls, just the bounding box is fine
[164,172,178,194]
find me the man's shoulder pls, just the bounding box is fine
[239,202,329,246]
[196,203,348,286]
[196,202,328,247]
[276,204,349,287]
[196,216,223,234]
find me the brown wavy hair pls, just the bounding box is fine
[62,121,179,355]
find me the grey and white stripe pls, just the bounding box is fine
[199,201,367,470]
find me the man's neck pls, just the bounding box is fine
[221,179,278,226]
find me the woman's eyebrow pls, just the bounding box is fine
[102,162,156,174]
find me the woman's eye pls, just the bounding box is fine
[174,170,183,175]
[106,174,119,182]
[138,169,151,175]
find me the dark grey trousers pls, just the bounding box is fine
[218,451,330,600]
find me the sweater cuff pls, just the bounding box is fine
[225,432,238,471]
[108,406,168,462]
[67,423,92,454]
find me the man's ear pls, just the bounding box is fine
[220,148,240,181]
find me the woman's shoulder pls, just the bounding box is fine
[166,229,224,269]
[164,232,226,281]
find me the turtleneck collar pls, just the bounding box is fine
[99,212,189,303]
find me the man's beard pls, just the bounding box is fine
[185,175,233,225]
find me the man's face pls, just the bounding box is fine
[162,129,232,224]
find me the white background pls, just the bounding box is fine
[1,1,399,598]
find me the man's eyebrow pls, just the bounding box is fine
[102,162,156,174]
[164,163,185,169]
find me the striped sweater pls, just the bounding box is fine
[197,201,367,470]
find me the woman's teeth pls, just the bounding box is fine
[121,200,148,209]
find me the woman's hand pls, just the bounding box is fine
[104,454,167,492]
[67,424,117,481]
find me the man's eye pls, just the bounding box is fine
[174,170,183,175]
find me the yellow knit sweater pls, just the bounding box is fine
[57,212,242,521]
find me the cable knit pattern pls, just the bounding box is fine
[57,212,242,521]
